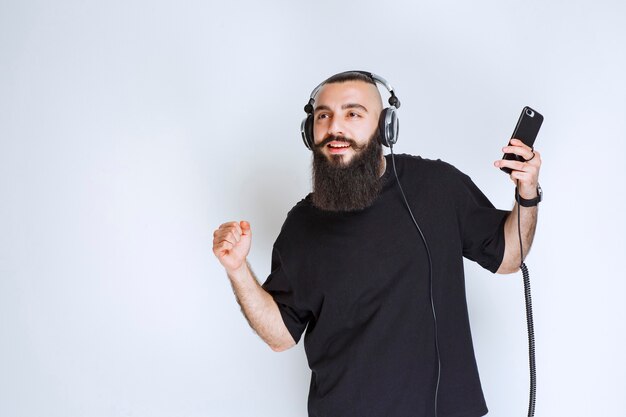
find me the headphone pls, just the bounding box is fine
[300,70,401,150]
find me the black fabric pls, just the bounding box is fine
[261,154,509,417]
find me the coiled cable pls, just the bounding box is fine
[516,180,537,417]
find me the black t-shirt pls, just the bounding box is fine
[261,154,509,417]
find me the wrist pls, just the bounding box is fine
[226,260,249,281]
[517,182,539,199]
[515,183,542,207]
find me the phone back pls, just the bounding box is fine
[501,107,543,172]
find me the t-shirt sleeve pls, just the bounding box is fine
[456,173,510,273]
[261,245,311,344]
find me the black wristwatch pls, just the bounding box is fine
[515,184,542,207]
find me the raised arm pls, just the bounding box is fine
[493,139,542,274]
[213,221,296,351]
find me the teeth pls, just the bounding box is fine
[329,143,350,148]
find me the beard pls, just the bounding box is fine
[311,132,384,212]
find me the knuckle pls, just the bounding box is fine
[221,221,237,229]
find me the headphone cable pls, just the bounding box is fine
[388,146,441,417]
[387,155,537,417]
[516,180,537,417]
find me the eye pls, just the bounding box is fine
[348,111,361,118]
[316,113,329,120]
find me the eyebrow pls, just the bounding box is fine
[314,103,369,113]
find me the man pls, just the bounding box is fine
[212,71,541,417]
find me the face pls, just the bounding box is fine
[312,80,383,166]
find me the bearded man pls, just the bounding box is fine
[212,71,541,417]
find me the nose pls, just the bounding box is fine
[314,114,345,145]
[327,115,345,138]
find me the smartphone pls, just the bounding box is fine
[501,106,544,174]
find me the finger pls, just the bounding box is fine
[214,227,240,244]
[494,159,527,171]
[503,144,535,161]
[213,235,237,250]
[229,229,241,243]
[219,221,239,230]
[213,239,234,255]
[219,221,242,237]
[510,138,533,151]
[240,221,252,236]
[531,150,542,164]
[217,223,242,240]
[217,230,240,245]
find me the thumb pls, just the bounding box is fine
[240,220,252,236]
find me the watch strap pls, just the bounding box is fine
[515,184,542,207]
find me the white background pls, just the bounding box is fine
[1,0,625,416]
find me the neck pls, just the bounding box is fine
[379,154,387,177]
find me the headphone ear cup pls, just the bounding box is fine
[378,108,389,147]
[301,115,314,150]
[388,108,399,146]
[378,107,399,147]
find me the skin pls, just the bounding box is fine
[212,221,295,351]
[494,139,542,273]
[312,80,384,171]
[213,80,542,351]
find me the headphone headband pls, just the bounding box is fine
[304,70,401,114]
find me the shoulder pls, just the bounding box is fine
[271,195,318,252]
[389,153,470,183]
[290,194,314,217]
[276,195,314,234]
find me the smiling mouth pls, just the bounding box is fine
[327,141,351,153]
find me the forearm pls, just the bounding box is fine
[493,139,542,274]
[226,261,296,351]
[498,203,538,274]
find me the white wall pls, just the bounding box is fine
[1,0,624,416]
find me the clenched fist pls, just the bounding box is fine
[213,221,252,273]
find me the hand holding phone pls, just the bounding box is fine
[500,106,543,174]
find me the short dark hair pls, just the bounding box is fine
[322,71,376,87]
